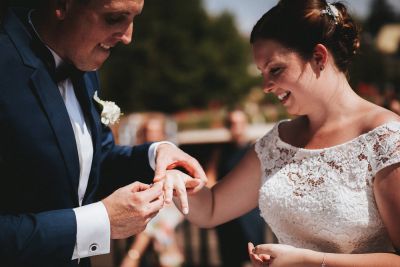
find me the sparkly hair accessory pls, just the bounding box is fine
[321,3,339,24]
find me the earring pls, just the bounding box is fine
[320,65,324,71]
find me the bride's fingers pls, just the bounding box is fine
[249,251,265,266]
[249,243,272,267]
[163,176,174,204]
[185,178,202,194]
[260,253,271,261]
[248,243,264,264]
[174,177,189,215]
[248,242,255,254]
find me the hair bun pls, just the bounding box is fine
[250,0,361,74]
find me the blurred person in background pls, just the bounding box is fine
[120,114,184,267]
[213,110,265,267]
[167,0,400,266]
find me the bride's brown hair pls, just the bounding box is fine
[250,0,360,74]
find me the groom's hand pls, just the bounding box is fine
[153,143,208,185]
[153,143,207,212]
[102,182,164,239]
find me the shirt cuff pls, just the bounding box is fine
[148,141,177,170]
[72,202,110,260]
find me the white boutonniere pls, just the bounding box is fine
[93,91,122,126]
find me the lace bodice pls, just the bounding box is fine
[255,120,400,253]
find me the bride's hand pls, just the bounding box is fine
[163,169,204,214]
[248,242,271,267]
[250,243,317,267]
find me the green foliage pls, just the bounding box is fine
[100,0,255,113]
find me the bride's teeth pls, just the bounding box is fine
[100,44,111,49]
[278,92,289,100]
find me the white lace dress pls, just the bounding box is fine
[255,120,400,253]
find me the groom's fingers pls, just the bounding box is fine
[153,162,167,182]
[186,160,208,185]
[130,182,151,193]
[166,160,208,185]
[152,144,207,184]
[185,178,202,194]
[189,178,205,193]
[135,182,163,203]
[146,196,164,215]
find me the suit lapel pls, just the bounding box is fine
[5,8,102,204]
[30,69,80,201]
[73,74,100,152]
[4,8,81,202]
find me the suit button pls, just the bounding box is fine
[89,243,98,252]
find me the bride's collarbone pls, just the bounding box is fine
[280,123,365,149]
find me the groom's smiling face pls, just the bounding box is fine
[55,0,144,71]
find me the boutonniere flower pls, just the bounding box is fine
[93,91,122,126]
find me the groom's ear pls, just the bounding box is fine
[55,0,72,20]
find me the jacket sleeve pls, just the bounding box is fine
[86,72,154,197]
[0,209,77,266]
[98,124,155,197]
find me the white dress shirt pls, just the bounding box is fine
[50,51,110,259]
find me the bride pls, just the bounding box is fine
[162,0,400,266]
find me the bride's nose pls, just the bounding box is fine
[263,80,275,93]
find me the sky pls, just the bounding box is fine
[203,0,400,34]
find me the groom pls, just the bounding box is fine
[0,0,206,266]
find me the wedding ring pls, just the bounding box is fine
[127,249,140,261]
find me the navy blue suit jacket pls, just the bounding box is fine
[0,8,154,267]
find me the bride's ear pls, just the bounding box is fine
[312,44,328,71]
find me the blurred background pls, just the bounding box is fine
[2,0,400,266]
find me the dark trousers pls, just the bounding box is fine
[216,208,265,267]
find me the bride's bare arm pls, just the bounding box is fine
[249,243,400,267]
[171,147,261,228]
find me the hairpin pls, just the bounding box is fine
[321,3,339,24]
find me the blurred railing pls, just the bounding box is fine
[176,123,274,144]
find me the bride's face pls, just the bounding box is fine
[252,39,318,116]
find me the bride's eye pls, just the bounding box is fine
[270,67,283,76]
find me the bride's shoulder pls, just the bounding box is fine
[256,119,288,145]
[362,106,400,132]
[261,118,296,137]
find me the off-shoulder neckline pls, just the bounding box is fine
[274,120,400,152]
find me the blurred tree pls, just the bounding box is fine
[100,0,256,113]
[365,0,398,36]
